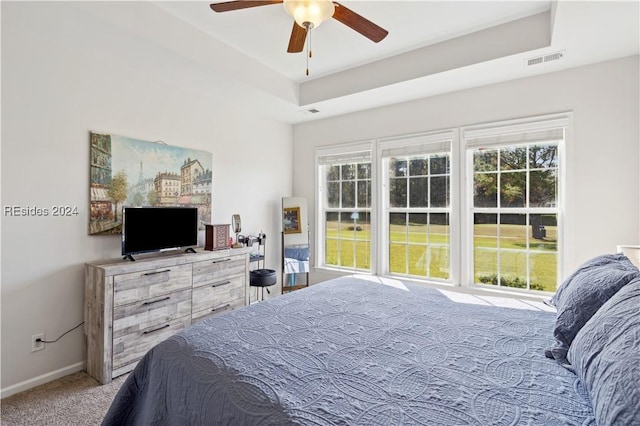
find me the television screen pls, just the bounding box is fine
[122,207,198,257]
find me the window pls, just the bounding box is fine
[316,144,373,271]
[464,117,566,292]
[380,134,453,281]
[315,114,568,293]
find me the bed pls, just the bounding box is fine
[103,258,640,425]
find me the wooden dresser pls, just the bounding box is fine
[84,248,250,384]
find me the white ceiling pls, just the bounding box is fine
[154,1,552,81]
[51,1,639,124]
[150,0,639,123]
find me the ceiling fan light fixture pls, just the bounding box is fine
[283,0,335,29]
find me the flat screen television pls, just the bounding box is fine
[122,207,199,260]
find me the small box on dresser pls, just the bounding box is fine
[205,224,230,251]
[84,248,250,384]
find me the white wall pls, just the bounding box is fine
[293,55,640,284]
[1,3,292,394]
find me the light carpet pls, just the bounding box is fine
[1,372,127,425]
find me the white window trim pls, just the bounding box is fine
[313,112,570,295]
[460,112,571,291]
[377,130,458,281]
[315,140,375,273]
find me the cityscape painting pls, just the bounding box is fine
[89,132,212,235]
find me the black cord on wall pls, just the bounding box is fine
[38,322,84,344]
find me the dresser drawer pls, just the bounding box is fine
[113,289,192,338]
[113,315,191,371]
[192,297,245,323]
[192,256,246,287]
[114,263,192,306]
[192,275,245,314]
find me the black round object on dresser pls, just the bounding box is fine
[250,269,277,287]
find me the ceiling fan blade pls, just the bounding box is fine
[210,1,282,13]
[287,22,307,53]
[332,2,388,43]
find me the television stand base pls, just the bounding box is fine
[184,247,196,253]
[122,254,136,261]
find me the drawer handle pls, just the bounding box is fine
[212,280,231,288]
[211,258,231,264]
[143,269,171,276]
[142,296,170,306]
[211,303,231,313]
[143,324,170,335]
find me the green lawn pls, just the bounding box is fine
[325,222,558,292]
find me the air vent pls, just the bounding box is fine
[527,56,544,66]
[544,52,564,62]
[526,50,565,67]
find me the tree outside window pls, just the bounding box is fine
[472,143,559,291]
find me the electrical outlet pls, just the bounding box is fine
[32,333,45,352]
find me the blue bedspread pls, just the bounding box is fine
[103,275,594,425]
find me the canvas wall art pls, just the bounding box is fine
[89,132,213,235]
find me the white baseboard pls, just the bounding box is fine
[1,361,86,399]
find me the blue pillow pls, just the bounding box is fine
[550,253,637,306]
[567,277,640,425]
[545,255,639,366]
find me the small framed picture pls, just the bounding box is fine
[283,207,301,234]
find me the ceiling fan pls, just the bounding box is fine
[209,0,388,74]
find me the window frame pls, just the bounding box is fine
[315,141,375,273]
[461,113,570,293]
[377,131,458,282]
[313,113,570,295]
